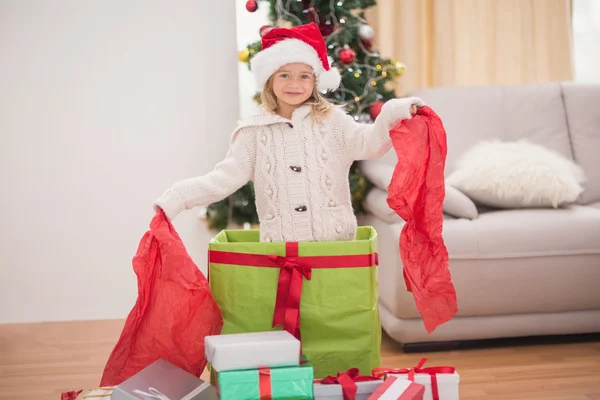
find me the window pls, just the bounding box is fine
[572,0,600,82]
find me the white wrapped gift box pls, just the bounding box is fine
[314,379,383,400]
[376,358,459,400]
[205,330,300,372]
[388,371,459,400]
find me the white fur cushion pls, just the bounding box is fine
[446,139,587,208]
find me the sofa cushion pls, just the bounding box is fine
[376,206,600,320]
[443,186,479,219]
[561,82,600,204]
[366,212,600,322]
[359,161,394,192]
[437,205,600,259]
[363,188,456,223]
[360,161,478,219]
[363,187,402,223]
[364,187,477,223]
[380,83,574,177]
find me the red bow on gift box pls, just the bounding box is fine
[372,358,455,400]
[318,368,382,400]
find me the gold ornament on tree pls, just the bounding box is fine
[238,48,250,63]
[394,61,407,76]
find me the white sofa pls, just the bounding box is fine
[358,82,600,349]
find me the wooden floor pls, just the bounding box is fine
[0,320,599,400]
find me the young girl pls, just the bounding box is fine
[154,22,423,243]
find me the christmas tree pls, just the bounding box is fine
[205,0,407,231]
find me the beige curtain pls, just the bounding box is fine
[366,0,574,95]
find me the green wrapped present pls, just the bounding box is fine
[216,362,314,400]
[208,226,381,379]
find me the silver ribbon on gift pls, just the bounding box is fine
[133,387,171,400]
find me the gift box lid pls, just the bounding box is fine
[218,361,314,385]
[313,379,383,396]
[205,330,299,357]
[112,359,218,400]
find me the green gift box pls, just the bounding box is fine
[216,362,314,400]
[208,226,382,379]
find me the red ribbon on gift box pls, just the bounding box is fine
[268,242,310,340]
[209,243,377,341]
[259,368,272,400]
[372,358,455,400]
[317,368,382,400]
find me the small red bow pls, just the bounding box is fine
[267,255,312,279]
[372,358,455,400]
[319,368,381,400]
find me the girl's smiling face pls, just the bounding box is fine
[272,63,315,108]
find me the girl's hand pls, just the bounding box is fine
[410,104,420,115]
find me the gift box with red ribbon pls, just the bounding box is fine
[313,368,383,400]
[207,227,381,379]
[372,358,459,400]
[215,360,314,400]
[368,376,425,400]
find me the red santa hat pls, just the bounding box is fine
[250,23,341,92]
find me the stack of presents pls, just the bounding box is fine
[84,330,459,400]
[73,221,459,399]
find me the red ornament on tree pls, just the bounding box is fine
[319,20,334,37]
[361,39,373,51]
[245,0,258,12]
[369,101,385,120]
[339,48,356,64]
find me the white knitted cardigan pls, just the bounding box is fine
[155,97,424,242]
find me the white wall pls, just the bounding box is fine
[235,0,269,118]
[0,0,239,323]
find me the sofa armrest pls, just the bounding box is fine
[359,161,479,220]
[444,185,479,219]
[359,161,394,192]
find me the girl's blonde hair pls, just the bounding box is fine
[260,75,335,121]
